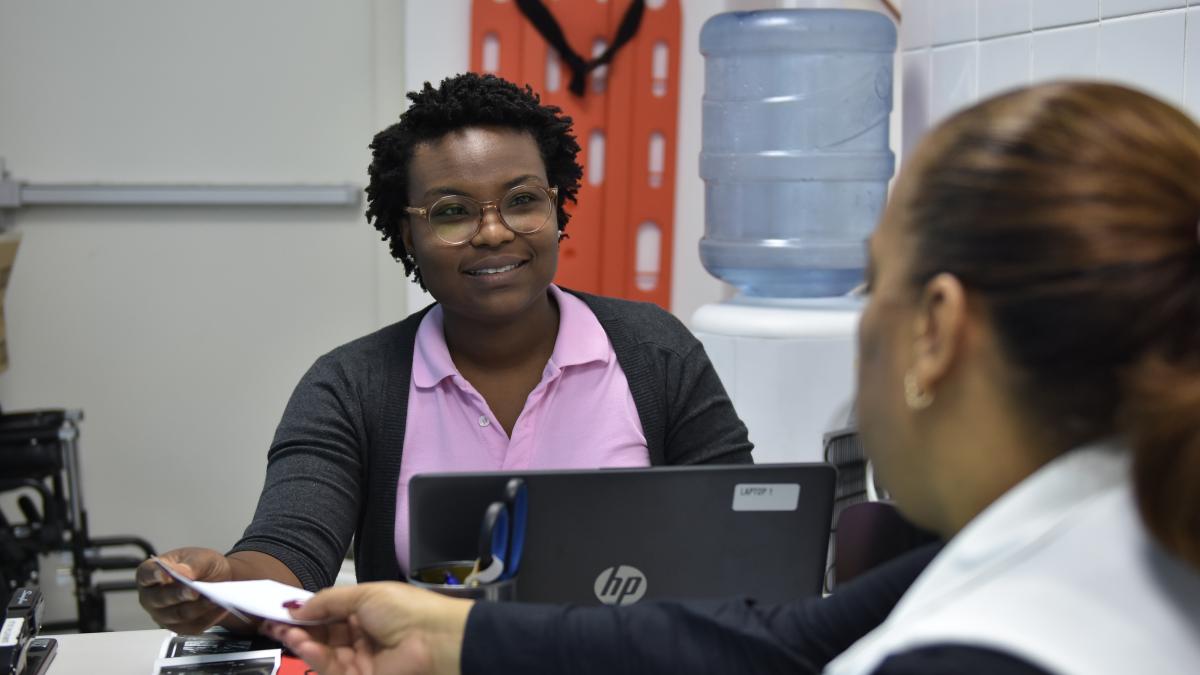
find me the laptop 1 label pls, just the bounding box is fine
[732,484,801,511]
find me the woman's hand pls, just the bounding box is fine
[136,547,233,634]
[263,582,474,675]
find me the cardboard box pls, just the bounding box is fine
[0,233,22,372]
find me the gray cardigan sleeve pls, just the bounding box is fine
[578,291,754,466]
[662,338,754,465]
[228,352,368,591]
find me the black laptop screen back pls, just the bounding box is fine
[408,464,835,605]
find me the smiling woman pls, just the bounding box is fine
[135,72,754,635]
[400,126,561,330]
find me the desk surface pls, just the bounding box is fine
[49,629,171,674]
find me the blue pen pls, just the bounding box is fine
[501,478,528,580]
[443,570,461,585]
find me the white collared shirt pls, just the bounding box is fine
[826,441,1200,675]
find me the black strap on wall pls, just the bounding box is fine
[515,0,646,97]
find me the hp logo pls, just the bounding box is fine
[593,565,648,606]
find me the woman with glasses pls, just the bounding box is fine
[267,81,1200,674]
[136,72,756,634]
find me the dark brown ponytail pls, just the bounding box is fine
[904,82,1200,567]
[1124,358,1200,566]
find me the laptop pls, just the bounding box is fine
[408,463,835,605]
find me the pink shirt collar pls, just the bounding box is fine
[412,285,611,389]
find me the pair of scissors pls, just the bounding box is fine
[464,478,528,586]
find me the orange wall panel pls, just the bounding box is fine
[471,0,680,310]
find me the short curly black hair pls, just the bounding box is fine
[365,72,584,288]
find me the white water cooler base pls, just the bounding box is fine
[692,297,862,464]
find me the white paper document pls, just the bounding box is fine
[153,558,321,625]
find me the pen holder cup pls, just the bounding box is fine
[409,561,517,601]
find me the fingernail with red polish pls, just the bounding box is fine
[282,599,304,609]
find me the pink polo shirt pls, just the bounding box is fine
[394,285,649,574]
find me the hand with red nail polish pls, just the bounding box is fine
[138,547,304,635]
[271,582,473,675]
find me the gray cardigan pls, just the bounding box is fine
[230,290,753,591]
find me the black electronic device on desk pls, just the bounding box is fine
[0,586,56,675]
[409,463,836,605]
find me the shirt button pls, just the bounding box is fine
[478,415,490,428]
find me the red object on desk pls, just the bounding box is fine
[280,655,315,675]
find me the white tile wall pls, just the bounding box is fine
[901,0,932,49]
[902,49,932,156]
[900,0,1200,164]
[931,43,979,121]
[1102,0,1185,19]
[979,34,1032,98]
[932,0,978,46]
[1098,10,1187,104]
[979,0,1032,39]
[1032,23,1099,80]
[902,0,1200,166]
[1187,9,1200,119]
[1033,0,1100,29]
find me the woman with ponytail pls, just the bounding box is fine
[267,82,1200,674]
[823,80,1200,674]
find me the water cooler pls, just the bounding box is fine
[690,10,896,464]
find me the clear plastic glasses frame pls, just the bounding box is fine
[405,185,559,246]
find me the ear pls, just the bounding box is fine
[400,215,416,258]
[909,273,969,394]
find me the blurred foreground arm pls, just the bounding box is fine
[462,541,940,674]
[268,582,473,675]
[271,543,938,675]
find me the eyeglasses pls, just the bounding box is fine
[405,185,559,246]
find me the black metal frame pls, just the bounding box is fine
[0,409,155,632]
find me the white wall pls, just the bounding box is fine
[0,0,403,629]
[400,1,470,318]
[901,0,1200,159]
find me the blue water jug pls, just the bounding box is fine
[699,10,896,297]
